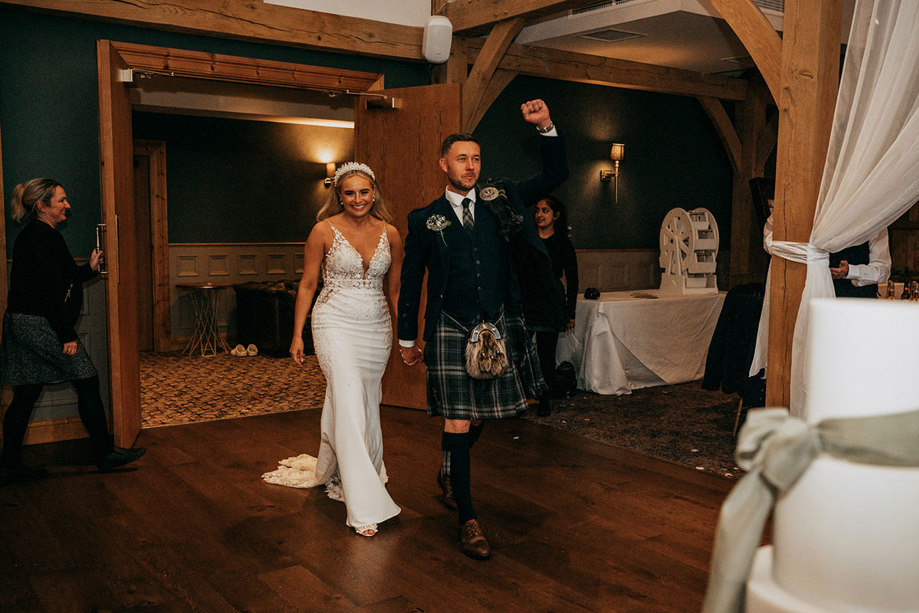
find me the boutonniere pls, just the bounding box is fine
[426,214,451,245]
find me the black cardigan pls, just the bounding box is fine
[7,220,97,343]
[541,232,579,319]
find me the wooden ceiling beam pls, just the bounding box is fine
[466,39,748,101]
[0,0,424,61]
[462,18,525,131]
[445,0,586,34]
[697,96,742,175]
[710,0,782,101]
[467,69,518,131]
[755,110,779,173]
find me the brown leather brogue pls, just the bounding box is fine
[437,470,458,511]
[460,519,491,560]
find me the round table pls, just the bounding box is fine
[176,283,234,357]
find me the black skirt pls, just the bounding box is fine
[0,312,97,386]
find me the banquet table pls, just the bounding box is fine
[556,289,726,395]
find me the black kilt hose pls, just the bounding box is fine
[424,307,546,420]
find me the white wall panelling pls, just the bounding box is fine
[575,249,731,292]
[168,243,304,343]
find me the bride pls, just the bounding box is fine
[262,162,403,537]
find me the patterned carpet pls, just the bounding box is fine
[525,382,743,479]
[140,352,326,428]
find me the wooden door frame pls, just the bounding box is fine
[98,40,387,439]
[133,139,171,353]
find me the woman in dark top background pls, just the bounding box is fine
[533,195,578,416]
[0,178,144,482]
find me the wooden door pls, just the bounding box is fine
[97,40,141,446]
[133,151,154,351]
[354,83,461,409]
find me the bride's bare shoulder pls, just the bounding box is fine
[384,222,403,247]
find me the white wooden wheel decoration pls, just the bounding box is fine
[658,207,719,294]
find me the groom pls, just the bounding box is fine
[398,99,567,559]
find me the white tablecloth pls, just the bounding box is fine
[556,289,726,395]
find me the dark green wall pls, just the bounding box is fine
[476,76,733,249]
[132,113,353,243]
[0,6,428,255]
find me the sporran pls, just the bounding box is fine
[464,321,509,379]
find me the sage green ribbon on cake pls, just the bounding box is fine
[702,406,919,613]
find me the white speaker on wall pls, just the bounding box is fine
[423,15,453,64]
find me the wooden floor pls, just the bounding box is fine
[1,407,733,612]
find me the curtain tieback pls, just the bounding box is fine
[702,406,919,613]
[769,240,828,266]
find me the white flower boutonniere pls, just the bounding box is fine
[426,214,451,245]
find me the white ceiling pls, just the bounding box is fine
[517,0,855,76]
[518,0,778,75]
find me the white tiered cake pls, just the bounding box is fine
[745,299,919,612]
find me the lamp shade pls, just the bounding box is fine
[610,143,625,162]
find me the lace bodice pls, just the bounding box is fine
[322,223,391,290]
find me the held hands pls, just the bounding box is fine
[830,260,849,280]
[90,248,104,272]
[62,341,77,356]
[290,337,305,365]
[399,345,422,367]
[520,99,552,131]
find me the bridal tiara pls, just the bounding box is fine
[333,162,376,187]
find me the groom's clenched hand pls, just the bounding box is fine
[520,99,552,131]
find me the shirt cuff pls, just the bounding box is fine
[398,339,415,348]
[538,126,558,137]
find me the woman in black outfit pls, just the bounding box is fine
[0,178,144,482]
[533,195,578,416]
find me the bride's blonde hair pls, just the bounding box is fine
[316,162,391,223]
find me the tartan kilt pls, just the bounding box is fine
[424,308,546,420]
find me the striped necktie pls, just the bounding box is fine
[461,198,474,234]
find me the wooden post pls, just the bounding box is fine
[766,0,842,407]
[729,78,771,288]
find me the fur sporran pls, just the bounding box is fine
[464,322,509,379]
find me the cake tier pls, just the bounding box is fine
[766,300,919,610]
[747,547,839,613]
[771,456,919,610]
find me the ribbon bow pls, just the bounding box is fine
[703,407,919,613]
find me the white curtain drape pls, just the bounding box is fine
[752,0,919,417]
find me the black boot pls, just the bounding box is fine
[537,395,551,417]
[97,446,146,472]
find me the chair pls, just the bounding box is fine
[702,282,767,433]
[234,280,314,357]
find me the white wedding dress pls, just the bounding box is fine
[262,223,401,533]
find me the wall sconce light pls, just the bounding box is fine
[600,143,625,202]
[323,162,336,188]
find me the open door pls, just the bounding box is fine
[354,83,461,410]
[97,40,141,446]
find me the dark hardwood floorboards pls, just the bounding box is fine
[1,408,733,612]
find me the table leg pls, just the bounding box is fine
[182,288,231,357]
